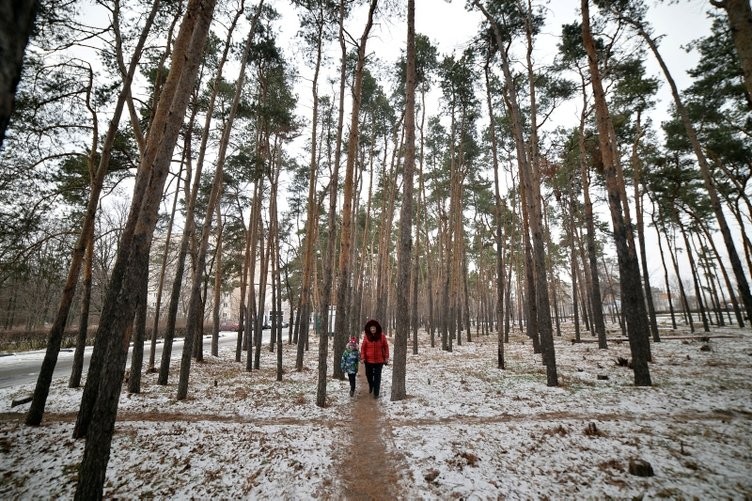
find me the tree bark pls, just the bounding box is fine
[0,0,37,145]
[392,0,416,401]
[630,112,660,342]
[711,0,752,107]
[581,0,651,386]
[25,0,160,426]
[73,0,217,497]
[626,12,752,325]
[332,0,378,374]
[474,0,556,385]
[483,60,506,369]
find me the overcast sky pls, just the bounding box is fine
[275,0,718,157]
[275,0,720,281]
[370,0,714,126]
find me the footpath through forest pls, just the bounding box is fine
[0,325,750,499]
[340,370,404,499]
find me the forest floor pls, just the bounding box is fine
[0,318,751,499]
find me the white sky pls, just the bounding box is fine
[277,0,716,185]
[266,0,729,289]
[97,0,722,285]
[362,0,715,129]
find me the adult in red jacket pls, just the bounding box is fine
[360,319,389,398]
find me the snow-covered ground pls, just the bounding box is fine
[1,321,750,499]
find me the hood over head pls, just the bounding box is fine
[363,319,382,341]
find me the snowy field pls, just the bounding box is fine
[1,321,750,499]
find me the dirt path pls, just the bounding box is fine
[338,370,403,500]
[1,407,745,427]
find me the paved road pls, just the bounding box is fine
[0,332,241,390]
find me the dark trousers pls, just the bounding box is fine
[364,362,384,396]
[347,373,356,391]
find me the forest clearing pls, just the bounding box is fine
[1,322,750,499]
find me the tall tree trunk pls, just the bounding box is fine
[504,263,513,342]
[573,221,592,333]
[698,216,744,327]
[418,96,435,346]
[375,129,400,324]
[26,0,160,426]
[568,198,581,343]
[392,0,415,401]
[158,2,246,383]
[474,0,556,385]
[348,161,365,337]
[651,208,677,329]
[69,213,95,388]
[309,0,333,405]
[297,24,323,373]
[73,0,216,497]
[440,205,451,351]
[668,228,694,331]
[578,119,607,347]
[446,109,458,354]
[68,77,101,388]
[630,111,660,342]
[582,0,651,386]
[244,180,262,370]
[693,230,723,326]
[679,222,710,332]
[265,145,283,377]
[628,15,752,323]
[462,248,472,342]
[332,0,377,373]
[254,226,270,370]
[148,157,183,371]
[157,148,194,384]
[0,0,37,145]
[483,59,505,368]
[411,250,419,354]
[212,203,223,357]
[315,0,349,377]
[127,273,148,393]
[522,0,556,378]
[711,0,752,107]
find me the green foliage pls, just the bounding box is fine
[394,33,440,105]
[683,15,751,182]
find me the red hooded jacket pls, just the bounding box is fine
[360,319,389,364]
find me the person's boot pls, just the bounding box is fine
[349,389,354,397]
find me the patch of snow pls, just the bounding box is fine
[1,324,750,499]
